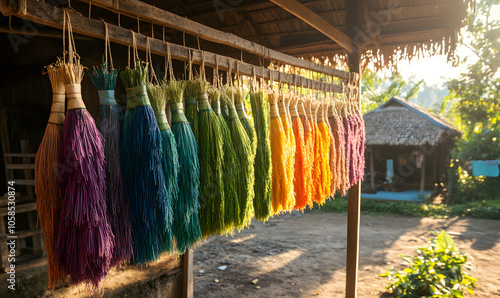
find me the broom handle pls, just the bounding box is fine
[66,84,86,110]
[48,84,66,124]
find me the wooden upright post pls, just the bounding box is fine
[346,0,362,297]
[183,249,194,298]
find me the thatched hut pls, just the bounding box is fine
[363,96,461,193]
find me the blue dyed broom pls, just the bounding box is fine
[54,18,113,290]
[147,82,178,254]
[165,79,202,253]
[87,62,133,268]
[119,61,171,264]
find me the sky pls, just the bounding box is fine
[396,4,500,88]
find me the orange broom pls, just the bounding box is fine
[35,61,66,289]
[268,91,288,214]
[304,99,318,205]
[317,102,332,203]
[291,96,307,210]
[310,100,323,204]
[298,98,313,208]
[279,93,295,212]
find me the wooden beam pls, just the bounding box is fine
[75,0,349,80]
[269,0,354,53]
[5,0,342,93]
[183,250,193,298]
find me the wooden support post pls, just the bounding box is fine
[420,153,426,193]
[346,0,362,296]
[370,146,375,191]
[183,250,193,298]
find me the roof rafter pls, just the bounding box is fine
[269,0,354,53]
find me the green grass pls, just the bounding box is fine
[310,197,500,220]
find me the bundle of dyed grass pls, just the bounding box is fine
[337,104,349,195]
[209,88,240,233]
[147,83,178,254]
[268,91,288,214]
[354,108,366,183]
[249,89,272,221]
[314,103,332,204]
[35,61,66,289]
[301,99,315,207]
[278,93,295,212]
[165,80,202,252]
[221,85,254,228]
[185,80,199,140]
[328,103,342,195]
[87,62,133,268]
[290,96,308,210]
[235,85,257,155]
[309,100,321,203]
[119,61,171,264]
[195,79,225,238]
[55,53,113,290]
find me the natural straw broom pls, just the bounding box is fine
[87,62,133,268]
[35,61,66,290]
[249,88,272,221]
[55,14,113,289]
[222,85,254,228]
[166,80,202,252]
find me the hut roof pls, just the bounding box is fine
[363,96,461,146]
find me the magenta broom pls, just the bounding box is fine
[55,32,113,290]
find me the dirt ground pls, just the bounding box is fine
[193,211,500,297]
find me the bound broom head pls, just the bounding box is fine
[60,54,85,85]
[132,60,148,87]
[120,67,135,90]
[147,83,167,115]
[221,85,235,106]
[165,80,187,103]
[87,61,119,91]
[185,79,199,98]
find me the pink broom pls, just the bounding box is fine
[55,14,113,291]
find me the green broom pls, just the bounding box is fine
[185,80,199,140]
[235,83,257,156]
[195,79,225,238]
[221,85,255,229]
[249,88,272,221]
[209,88,240,234]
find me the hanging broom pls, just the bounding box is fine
[165,80,202,252]
[317,102,332,203]
[325,102,337,196]
[301,99,315,208]
[268,91,288,214]
[221,85,254,228]
[55,15,113,289]
[310,100,323,204]
[35,61,66,290]
[328,102,341,195]
[195,78,225,238]
[209,87,240,233]
[87,62,133,268]
[249,88,272,221]
[338,102,350,194]
[147,82,178,254]
[355,108,366,184]
[290,96,308,210]
[235,84,257,155]
[120,60,172,264]
[279,93,295,212]
[185,79,199,141]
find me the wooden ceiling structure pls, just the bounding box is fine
[0,1,470,297]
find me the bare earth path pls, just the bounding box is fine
[193,212,500,297]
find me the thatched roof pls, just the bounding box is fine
[363,97,461,146]
[162,0,471,69]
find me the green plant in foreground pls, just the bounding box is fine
[380,230,477,297]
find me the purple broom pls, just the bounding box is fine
[55,18,113,291]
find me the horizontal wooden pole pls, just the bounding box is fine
[74,0,350,80]
[6,0,342,93]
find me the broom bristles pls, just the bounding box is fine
[249,90,272,221]
[279,94,295,212]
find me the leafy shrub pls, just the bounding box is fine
[380,230,477,297]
